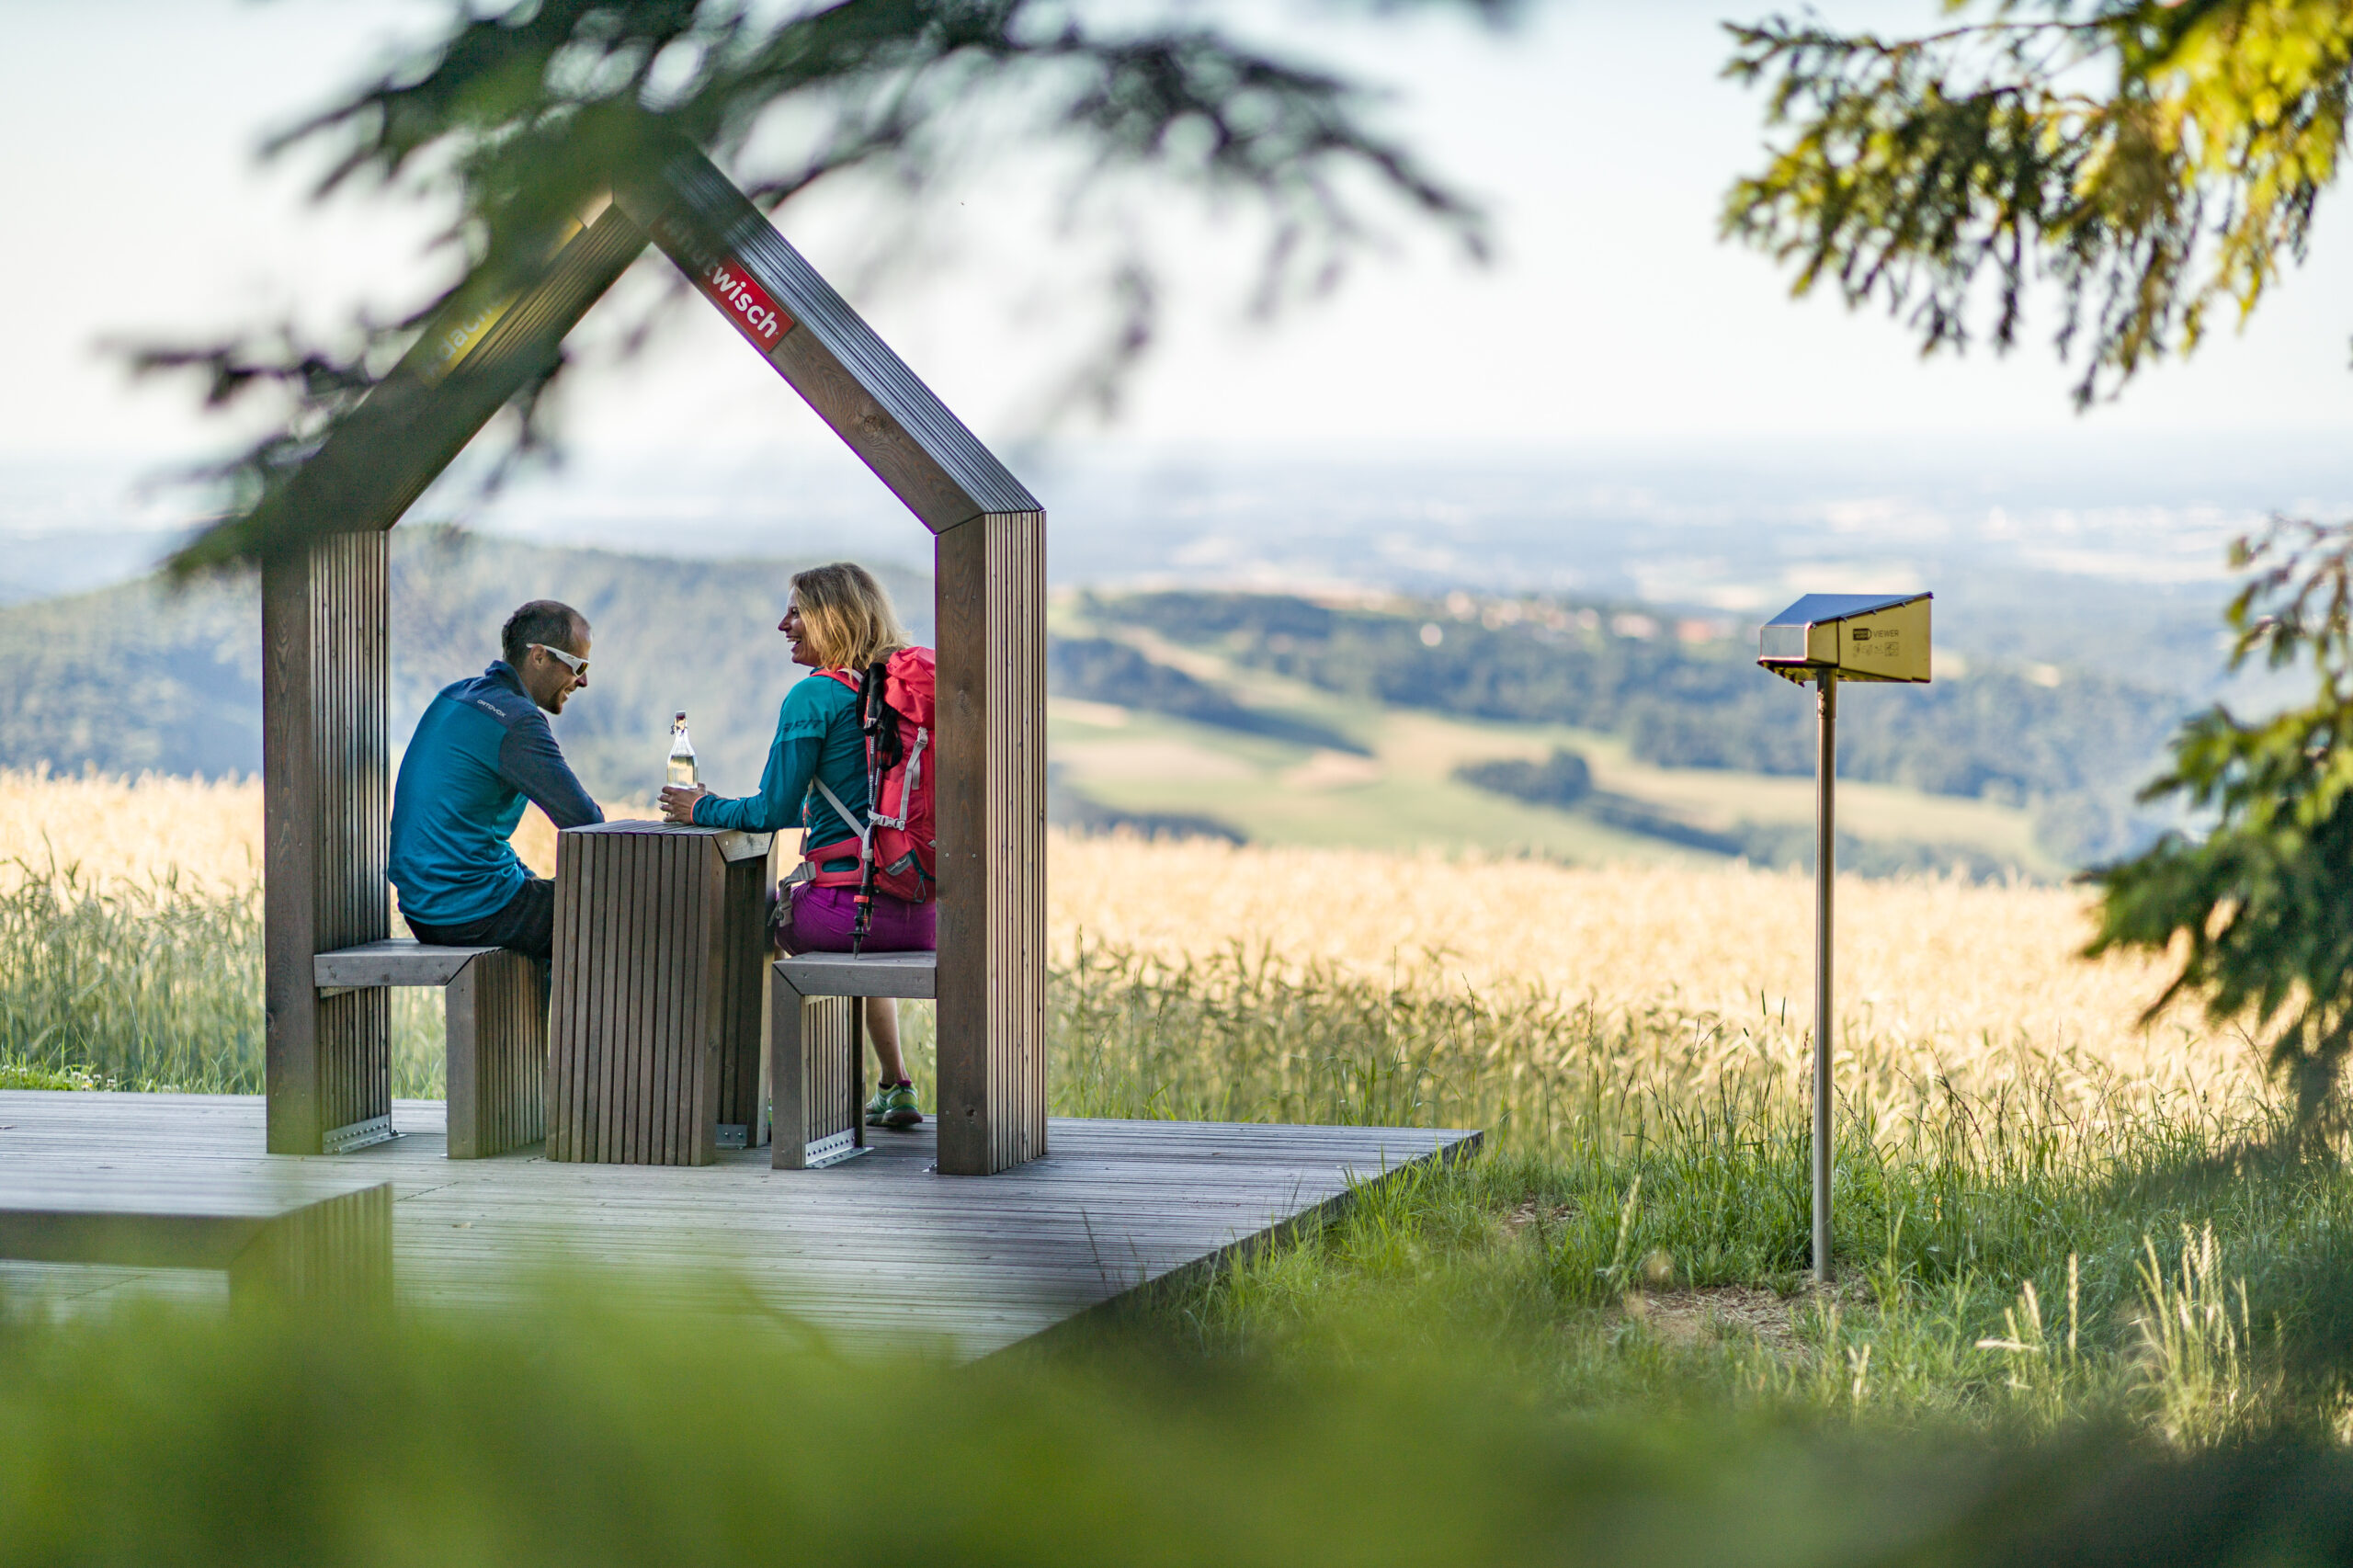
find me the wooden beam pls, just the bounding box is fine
[260,208,648,1155]
[244,206,652,558]
[773,951,938,1001]
[612,147,1040,535]
[313,940,500,989]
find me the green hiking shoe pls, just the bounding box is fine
[870,1083,922,1130]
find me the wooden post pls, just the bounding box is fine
[934,511,1049,1175]
[262,531,392,1155]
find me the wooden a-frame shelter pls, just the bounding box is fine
[260,146,1045,1176]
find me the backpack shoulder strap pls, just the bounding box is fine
[812,777,870,849]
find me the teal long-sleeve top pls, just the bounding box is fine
[691,671,870,870]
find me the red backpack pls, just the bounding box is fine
[804,648,938,909]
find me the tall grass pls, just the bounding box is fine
[0,860,441,1095]
[6,784,2343,1446]
[1051,936,2258,1151]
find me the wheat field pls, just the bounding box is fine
[0,770,269,893]
[1051,835,2256,1114]
[0,769,2262,1123]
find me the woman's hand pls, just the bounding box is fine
[659,784,710,824]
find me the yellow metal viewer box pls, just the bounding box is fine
[1757,592,1932,685]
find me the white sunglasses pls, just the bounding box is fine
[531,642,588,679]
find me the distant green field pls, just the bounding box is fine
[1046,608,2060,876]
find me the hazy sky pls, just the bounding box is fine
[6,0,2353,474]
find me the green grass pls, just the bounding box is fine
[1054,939,2347,1440]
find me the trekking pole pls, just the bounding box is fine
[850,662,885,955]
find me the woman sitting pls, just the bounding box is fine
[659,562,933,1131]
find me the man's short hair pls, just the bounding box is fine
[500,601,585,669]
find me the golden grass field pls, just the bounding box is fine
[0,769,2262,1122]
[0,770,571,892]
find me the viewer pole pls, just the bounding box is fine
[1813,671,1836,1287]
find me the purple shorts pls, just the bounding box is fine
[778,882,936,955]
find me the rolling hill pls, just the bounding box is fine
[0,539,2191,876]
[0,528,930,801]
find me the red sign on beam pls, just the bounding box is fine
[653,218,795,355]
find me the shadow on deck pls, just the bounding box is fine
[0,1093,1479,1357]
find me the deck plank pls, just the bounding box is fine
[0,1093,1477,1356]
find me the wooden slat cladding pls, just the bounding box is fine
[263,531,392,1155]
[547,829,587,1162]
[768,990,856,1170]
[226,1180,394,1311]
[935,511,1048,1176]
[714,850,774,1143]
[548,824,762,1165]
[810,997,855,1150]
[445,950,546,1160]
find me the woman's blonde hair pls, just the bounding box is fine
[790,562,912,672]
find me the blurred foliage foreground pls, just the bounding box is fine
[8,1256,2353,1567]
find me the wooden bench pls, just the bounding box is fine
[0,1171,393,1309]
[770,951,938,1170]
[314,940,546,1159]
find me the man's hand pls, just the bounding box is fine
[659,784,710,824]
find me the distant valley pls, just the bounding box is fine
[0,529,2202,878]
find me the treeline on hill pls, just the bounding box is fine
[1453,746,2014,879]
[0,529,930,802]
[1087,591,2185,867]
[0,553,2182,866]
[1048,638,1362,755]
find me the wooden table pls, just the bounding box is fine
[548,822,774,1166]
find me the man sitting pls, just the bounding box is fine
[389,600,603,961]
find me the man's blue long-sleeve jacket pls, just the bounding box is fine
[388,661,603,926]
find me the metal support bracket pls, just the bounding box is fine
[323,1114,399,1155]
[803,1129,869,1168]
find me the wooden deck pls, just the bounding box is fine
[0,1093,1477,1357]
